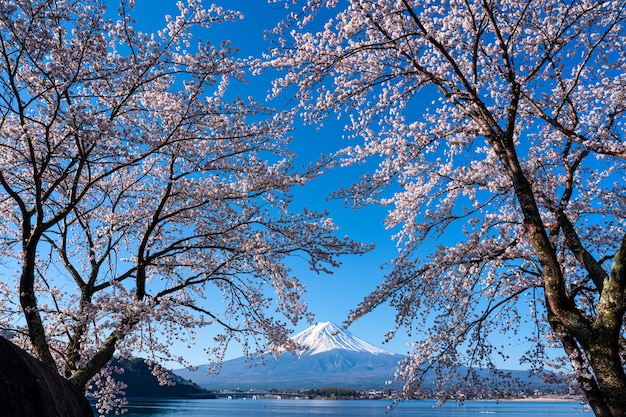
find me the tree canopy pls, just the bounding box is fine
[0,1,367,413]
[263,0,626,415]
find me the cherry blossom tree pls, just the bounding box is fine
[264,0,626,415]
[0,0,367,413]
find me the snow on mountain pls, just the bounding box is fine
[291,322,395,356]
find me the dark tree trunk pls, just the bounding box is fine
[0,336,93,417]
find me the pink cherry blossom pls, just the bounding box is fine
[0,1,368,414]
[263,0,626,415]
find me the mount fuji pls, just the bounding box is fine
[175,322,404,390]
[289,321,394,356]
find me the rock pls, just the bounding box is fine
[0,336,92,417]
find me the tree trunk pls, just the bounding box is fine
[586,340,626,417]
[20,232,58,371]
[548,311,625,417]
[498,133,626,417]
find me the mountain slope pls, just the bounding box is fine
[110,358,214,398]
[183,350,403,390]
[176,322,403,390]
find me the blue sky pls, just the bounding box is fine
[131,1,539,370]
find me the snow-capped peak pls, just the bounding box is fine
[291,322,394,356]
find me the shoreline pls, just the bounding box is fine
[498,396,584,403]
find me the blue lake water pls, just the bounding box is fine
[99,398,588,416]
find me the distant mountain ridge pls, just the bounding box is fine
[174,322,568,394]
[175,321,403,390]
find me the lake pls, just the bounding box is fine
[98,398,588,416]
